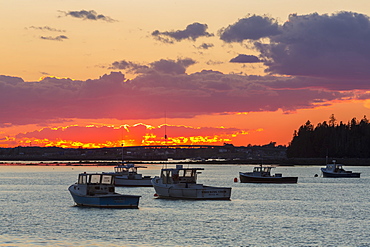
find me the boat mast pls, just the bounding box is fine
[164,111,167,142]
[121,143,124,164]
[121,126,125,165]
[164,111,168,169]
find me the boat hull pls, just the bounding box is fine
[68,186,140,208]
[321,169,361,178]
[239,172,298,183]
[152,180,231,200]
[114,177,153,187]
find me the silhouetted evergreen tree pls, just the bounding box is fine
[287,115,370,158]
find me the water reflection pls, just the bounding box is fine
[0,164,369,246]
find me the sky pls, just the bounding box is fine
[2,0,370,148]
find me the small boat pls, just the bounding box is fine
[68,172,141,208]
[151,164,232,200]
[239,165,298,183]
[113,163,152,187]
[321,161,361,178]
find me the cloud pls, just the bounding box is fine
[150,58,196,74]
[28,26,66,32]
[109,60,149,73]
[110,58,196,74]
[0,70,364,126]
[40,35,68,41]
[254,11,370,80]
[152,22,213,43]
[219,15,280,42]
[0,75,24,84]
[230,54,261,63]
[206,60,224,65]
[195,43,214,49]
[61,10,117,22]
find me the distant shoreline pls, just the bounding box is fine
[1,157,370,166]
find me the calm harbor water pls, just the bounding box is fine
[1,164,370,247]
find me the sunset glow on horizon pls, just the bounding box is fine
[2,1,370,148]
[6,123,256,148]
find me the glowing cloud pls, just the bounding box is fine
[9,124,252,148]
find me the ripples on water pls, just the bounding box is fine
[1,164,369,246]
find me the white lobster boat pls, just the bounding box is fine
[68,172,141,208]
[151,165,231,200]
[113,163,152,187]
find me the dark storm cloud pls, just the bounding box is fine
[254,12,370,80]
[110,58,196,75]
[40,35,68,41]
[219,15,280,42]
[152,22,213,43]
[230,54,261,63]
[28,26,66,32]
[61,10,117,22]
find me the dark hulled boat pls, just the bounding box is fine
[321,161,360,178]
[239,165,298,183]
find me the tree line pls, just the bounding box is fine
[287,115,370,158]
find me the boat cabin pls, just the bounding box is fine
[253,166,272,173]
[114,164,147,174]
[325,163,345,172]
[78,173,114,185]
[114,164,148,179]
[77,173,115,195]
[160,165,204,184]
[252,166,273,175]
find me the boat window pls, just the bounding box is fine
[90,174,101,184]
[160,170,171,184]
[165,171,172,184]
[130,167,137,173]
[263,167,271,172]
[78,175,87,184]
[184,170,193,177]
[101,175,112,184]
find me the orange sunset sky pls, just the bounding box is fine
[2,1,370,148]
